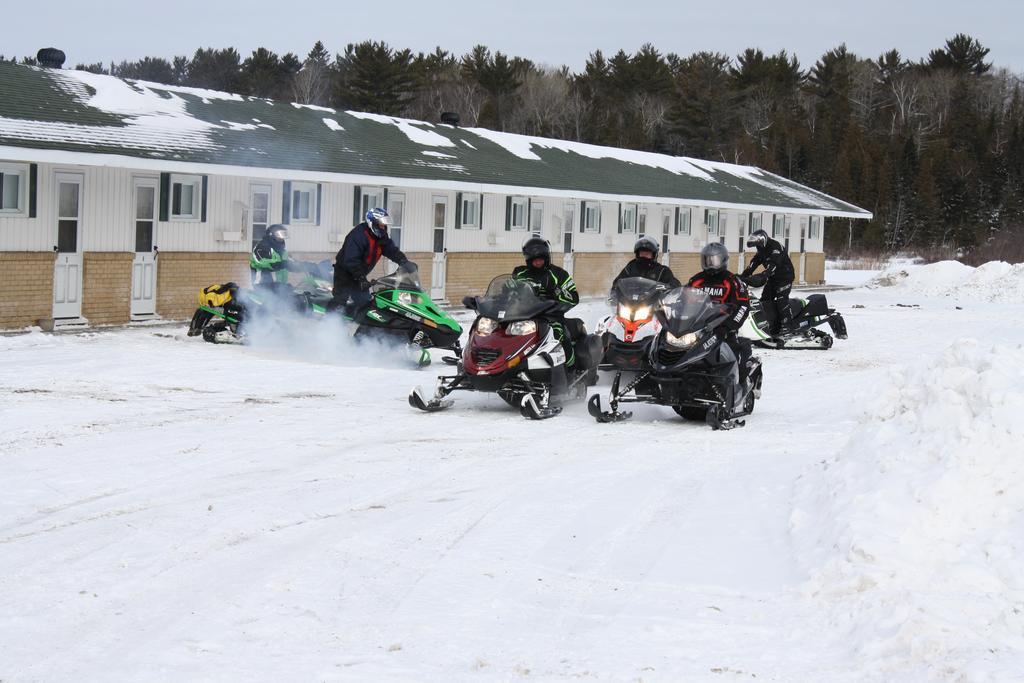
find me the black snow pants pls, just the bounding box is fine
[762,276,794,335]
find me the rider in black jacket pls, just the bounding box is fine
[613,236,681,288]
[741,229,795,335]
[510,237,580,366]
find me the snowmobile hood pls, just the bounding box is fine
[475,274,556,322]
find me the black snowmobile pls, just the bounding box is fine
[739,272,848,350]
[588,287,763,430]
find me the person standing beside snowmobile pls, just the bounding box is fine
[250,224,308,292]
[688,243,752,382]
[511,237,580,365]
[331,208,416,314]
[741,229,795,336]
[613,236,681,288]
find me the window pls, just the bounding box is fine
[582,201,601,233]
[809,215,822,239]
[361,187,384,216]
[529,201,544,233]
[509,196,528,230]
[772,214,785,239]
[170,174,202,219]
[675,207,692,235]
[388,192,405,248]
[638,207,647,236]
[291,181,318,223]
[460,193,481,229]
[704,208,720,237]
[748,212,762,235]
[433,197,447,229]
[619,203,637,234]
[0,165,27,213]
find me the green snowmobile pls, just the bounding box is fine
[188,263,462,366]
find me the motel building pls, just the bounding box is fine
[0,59,872,330]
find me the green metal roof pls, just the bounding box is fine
[0,61,871,218]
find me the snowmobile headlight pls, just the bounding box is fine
[617,304,633,320]
[666,331,698,348]
[506,320,537,336]
[476,317,498,336]
[397,291,416,305]
[633,306,651,321]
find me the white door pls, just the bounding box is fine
[53,173,84,319]
[562,202,575,276]
[661,209,673,261]
[430,195,447,301]
[130,178,158,317]
[249,183,272,245]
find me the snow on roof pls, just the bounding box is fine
[0,116,216,153]
[292,102,336,113]
[466,127,716,181]
[347,111,457,148]
[0,63,872,217]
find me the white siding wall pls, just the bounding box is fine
[0,161,52,251]
[0,156,833,258]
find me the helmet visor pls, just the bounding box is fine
[702,251,728,270]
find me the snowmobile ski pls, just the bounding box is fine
[586,394,633,423]
[408,386,454,412]
[520,394,562,420]
[706,405,745,430]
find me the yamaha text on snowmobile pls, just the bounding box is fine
[409,274,601,419]
[739,272,848,350]
[588,287,763,430]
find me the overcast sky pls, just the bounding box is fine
[5,0,1023,75]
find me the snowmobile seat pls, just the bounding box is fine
[786,299,805,320]
[803,294,829,318]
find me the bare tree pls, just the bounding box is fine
[292,59,330,105]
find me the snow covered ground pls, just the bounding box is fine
[2,262,1023,681]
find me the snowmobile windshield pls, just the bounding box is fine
[372,269,423,293]
[659,287,723,335]
[476,274,556,321]
[611,277,668,308]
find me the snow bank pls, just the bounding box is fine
[790,339,1024,679]
[868,260,1024,302]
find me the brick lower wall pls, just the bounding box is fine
[82,252,133,325]
[445,252,525,304]
[156,252,251,320]
[0,252,55,329]
[668,253,702,281]
[805,252,825,284]
[571,252,633,297]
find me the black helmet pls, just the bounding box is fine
[633,236,660,261]
[746,229,769,249]
[522,236,551,267]
[267,224,288,243]
[701,242,730,273]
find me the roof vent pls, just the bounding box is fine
[37,48,66,69]
[440,112,460,127]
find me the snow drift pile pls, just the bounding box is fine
[868,260,1024,302]
[790,338,1024,679]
